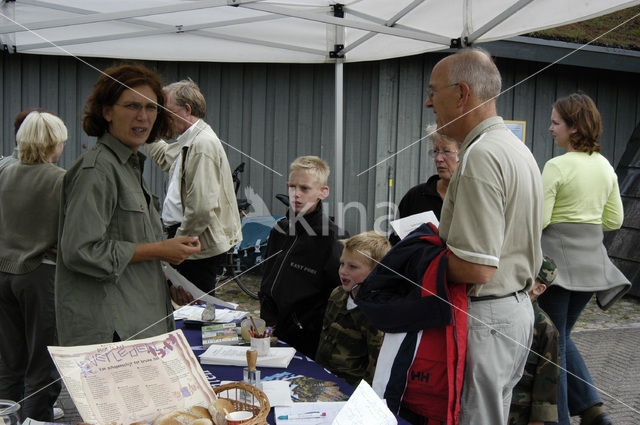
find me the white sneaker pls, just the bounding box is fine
[53,407,64,420]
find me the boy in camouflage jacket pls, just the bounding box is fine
[315,231,390,386]
[509,256,560,425]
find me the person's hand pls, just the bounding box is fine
[132,236,201,264]
[161,236,201,264]
[169,284,202,306]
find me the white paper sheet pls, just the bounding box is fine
[262,380,293,407]
[214,309,249,323]
[173,305,248,323]
[22,419,47,425]
[275,401,347,425]
[390,211,439,240]
[173,305,206,321]
[200,345,296,368]
[332,380,396,425]
[162,262,239,310]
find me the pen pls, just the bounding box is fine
[278,412,326,420]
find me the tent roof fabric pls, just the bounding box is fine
[1,0,639,63]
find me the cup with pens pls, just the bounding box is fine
[240,316,265,342]
[247,317,273,356]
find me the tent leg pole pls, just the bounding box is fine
[335,60,344,221]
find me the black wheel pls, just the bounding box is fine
[219,251,260,299]
[230,267,260,299]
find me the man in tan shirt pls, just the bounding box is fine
[425,48,543,425]
[145,79,242,294]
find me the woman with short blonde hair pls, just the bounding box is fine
[17,111,67,164]
[0,110,67,421]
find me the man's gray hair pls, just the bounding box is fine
[164,78,206,118]
[448,48,501,102]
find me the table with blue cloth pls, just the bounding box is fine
[176,320,409,424]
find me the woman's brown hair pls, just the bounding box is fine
[82,63,170,143]
[553,92,602,154]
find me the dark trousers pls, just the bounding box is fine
[174,255,224,294]
[0,264,61,421]
[399,405,445,425]
[166,224,224,294]
[538,286,601,425]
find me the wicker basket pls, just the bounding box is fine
[213,381,270,425]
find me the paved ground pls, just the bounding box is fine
[53,281,640,424]
[570,326,640,424]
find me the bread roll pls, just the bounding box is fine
[208,399,235,425]
[175,413,200,424]
[153,412,199,425]
[189,406,212,420]
[153,412,182,425]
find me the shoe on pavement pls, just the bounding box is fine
[583,413,612,425]
[53,407,64,420]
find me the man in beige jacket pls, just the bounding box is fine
[146,79,242,294]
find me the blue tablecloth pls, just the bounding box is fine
[178,320,353,395]
[176,320,410,424]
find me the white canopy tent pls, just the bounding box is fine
[1,0,638,206]
[2,0,637,63]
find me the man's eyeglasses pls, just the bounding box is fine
[429,149,458,158]
[427,83,459,101]
[115,103,159,114]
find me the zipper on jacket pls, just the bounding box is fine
[450,285,461,422]
[291,312,304,330]
[398,331,419,415]
[269,235,299,297]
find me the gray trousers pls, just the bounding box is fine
[0,264,61,421]
[458,291,534,425]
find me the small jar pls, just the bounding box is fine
[0,399,21,425]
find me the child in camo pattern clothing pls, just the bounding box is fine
[508,256,560,425]
[315,231,391,386]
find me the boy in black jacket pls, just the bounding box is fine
[259,156,347,359]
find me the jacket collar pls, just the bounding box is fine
[423,174,440,196]
[278,201,327,235]
[176,118,201,146]
[98,132,147,165]
[295,201,324,229]
[177,118,211,149]
[461,116,505,153]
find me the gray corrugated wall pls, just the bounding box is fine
[2,51,639,235]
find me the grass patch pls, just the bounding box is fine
[527,5,640,50]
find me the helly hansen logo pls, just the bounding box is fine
[290,262,318,275]
[410,370,430,383]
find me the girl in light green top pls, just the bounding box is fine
[539,93,626,425]
[542,152,623,230]
[542,98,623,230]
